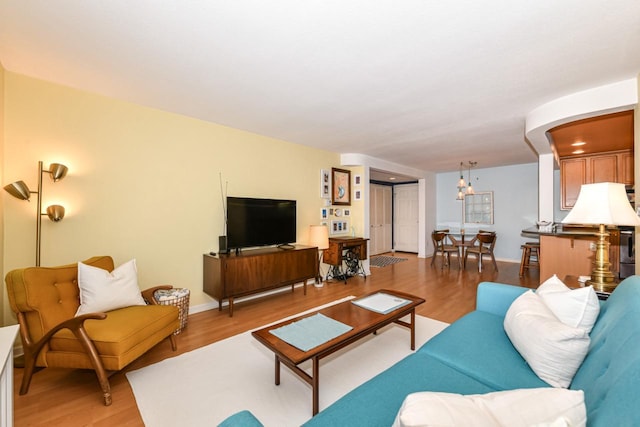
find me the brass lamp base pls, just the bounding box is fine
[586,276,617,293]
[586,224,618,293]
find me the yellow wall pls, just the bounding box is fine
[0,62,5,323]
[2,72,348,324]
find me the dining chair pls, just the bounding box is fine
[431,230,460,269]
[464,231,498,272]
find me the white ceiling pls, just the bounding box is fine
[1,1,639,174]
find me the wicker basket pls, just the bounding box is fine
[154,288,190,334]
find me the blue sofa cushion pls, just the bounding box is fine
[418,310,548,391]
[302,352,496,427]
[570,279,640,427]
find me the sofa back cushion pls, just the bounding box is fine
[570,277,640,426]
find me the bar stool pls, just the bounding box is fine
[519,242,540,277]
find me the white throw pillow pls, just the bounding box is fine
[75,259,146,316]
[504,291,590,388]
[537,275,600,333]
[393,388,586,427]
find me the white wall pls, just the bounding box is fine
[436,163,539,262]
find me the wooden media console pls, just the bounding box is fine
[203,245,317,316]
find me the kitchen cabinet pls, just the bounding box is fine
[560,150,633,210]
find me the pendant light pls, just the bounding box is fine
[466,161,477,195]
[456,162,466,200]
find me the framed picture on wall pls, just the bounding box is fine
[320,169,331,199]
[330,219,349,235]
[331,167,351,205]
[355,189,362,201]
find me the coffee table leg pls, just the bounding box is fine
[410,309,416,350]
[275,355,281,385]
[312,356,320,415]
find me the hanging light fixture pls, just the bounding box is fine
[466,161,477,195]
[456,162,466,200]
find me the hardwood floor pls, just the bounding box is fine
[12,253,539,426]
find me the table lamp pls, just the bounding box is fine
[562,182,640,292]
[308,225,330,287]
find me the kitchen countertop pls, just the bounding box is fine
[522,224,609,237]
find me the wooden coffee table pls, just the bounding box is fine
[251,289,425,415]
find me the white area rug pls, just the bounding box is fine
[126,297,448,427]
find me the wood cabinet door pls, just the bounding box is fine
[589,154,617,183]
[224,248,316,295]
[561,158,587,210]
[620,151,634,185]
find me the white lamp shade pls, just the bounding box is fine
[308,225,329,250]
[562,182,640,226]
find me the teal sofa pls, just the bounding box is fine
[302,277,640,427]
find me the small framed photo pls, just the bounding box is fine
[355,189,362,201]
[330,219,350,235]
[321,208,328,219]
[331,167,351,206]
[320,169,331,199]
[354,175,362,186]
[344,209,350,217]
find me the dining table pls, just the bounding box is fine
[446,230,476,268]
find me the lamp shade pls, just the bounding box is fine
[562,182,640,226]
[4,181,32,201]
[46,205,65,222]
[48,163,68,182]
[309,225,329,250]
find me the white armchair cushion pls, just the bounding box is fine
[504,290,590,388]
[536,275,600,333]
[393,388,586,427]
[76,258,146,316]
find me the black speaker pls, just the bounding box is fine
[219,235,228,254]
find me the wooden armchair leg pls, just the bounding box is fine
[170,334,177,351]
[73,326,112,406]
[19,349,37,395]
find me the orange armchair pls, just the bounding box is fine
[5,256,180,405]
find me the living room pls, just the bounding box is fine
[1,2,640,426]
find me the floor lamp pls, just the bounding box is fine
[562,182,640,292]
[309,225,329,287]
[4,161,68,266]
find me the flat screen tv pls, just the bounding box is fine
[226,197,297,250]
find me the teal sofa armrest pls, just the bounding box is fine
[476,282,529,317]
[218,410,264,427]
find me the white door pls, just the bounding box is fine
[370,184,393,255]
[394,183,419,253]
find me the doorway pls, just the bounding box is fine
[369,182,419,255]
[394,183,419,252]
[370,184,392,255]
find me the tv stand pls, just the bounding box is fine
[203,245,317,316]
[277,243,295,250]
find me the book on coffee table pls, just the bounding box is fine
[352,292,411,314]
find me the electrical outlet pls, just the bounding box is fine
[589,242,597,251]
